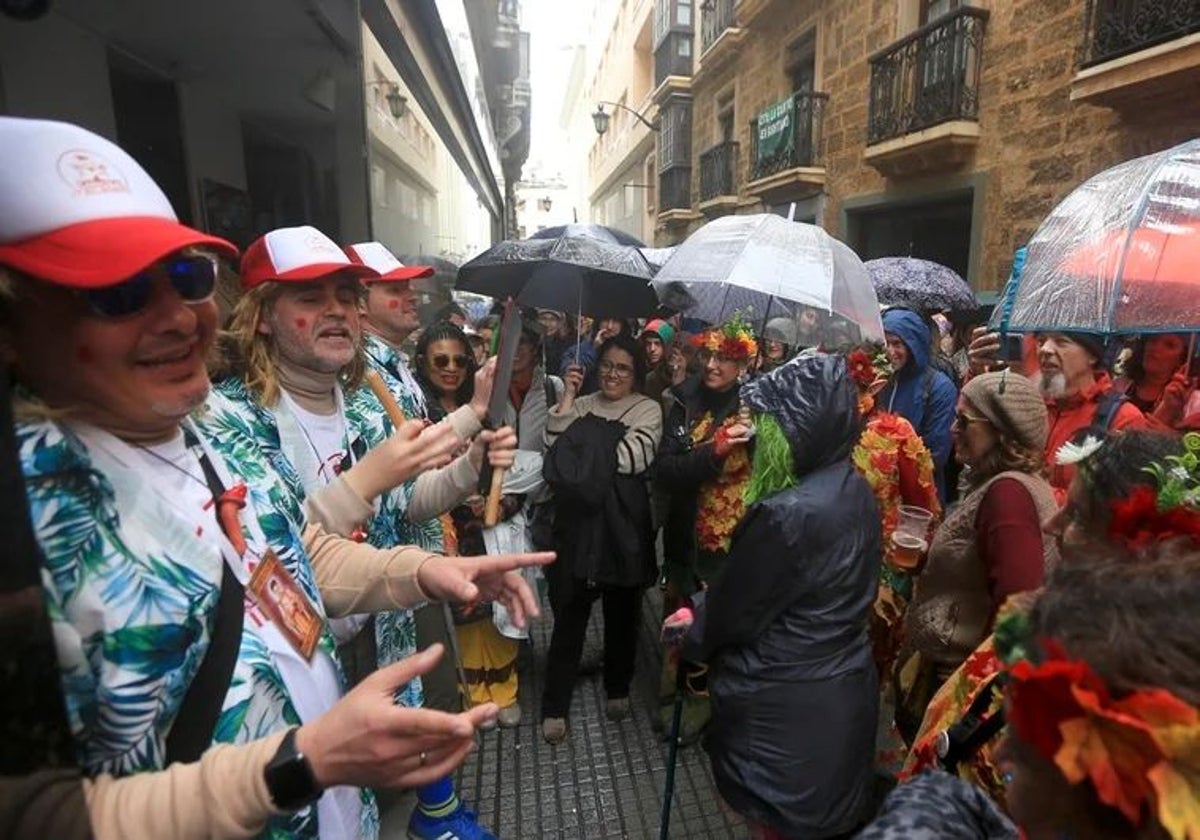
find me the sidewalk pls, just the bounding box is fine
[384,587,750,839]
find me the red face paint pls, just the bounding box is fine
[295,318,308,329]
[75,345,94,364]
[387,299,401,310]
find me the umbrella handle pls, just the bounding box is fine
[365,369,408,428]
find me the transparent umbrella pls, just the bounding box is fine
[994,138,1200,335]
[652,214,883,346]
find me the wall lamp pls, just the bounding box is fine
[591,101,659,137]
[368,81,408,120]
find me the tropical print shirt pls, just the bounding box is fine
[362,332,427,420]
[201,376,437,693]
[20,416,377,839]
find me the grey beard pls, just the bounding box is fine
[1040,372,1067,399]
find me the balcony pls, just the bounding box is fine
[654,30,694,91]
[698,140,739,214]
[864,5,989,178]
[697,0,745,77]
[745,91,827,201]
[1071,0,1200,107]
[658,166,699,225]
[734,0,781,27]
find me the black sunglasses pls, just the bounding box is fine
[431,353,470,371]
[80,255,217,318]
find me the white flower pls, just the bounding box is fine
[1056,434,1104,466]
[1171,465,1190,483]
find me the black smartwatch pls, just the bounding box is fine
[264,727,323,811]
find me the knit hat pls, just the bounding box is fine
[961,370,1048,452]
[763,316,799,347]
[1060,331,1106,362]
[643,318,675,345]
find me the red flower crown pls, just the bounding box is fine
[1102,432,1200,551]
[693,311,758,361]
[1004,638,1200,839]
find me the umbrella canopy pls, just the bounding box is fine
[652,214,883,345]
[639,245,677,274]
[995,138,1200,335]
[455,234,659,318]
[394,253,457,295]
[866,257,977,316]
[529,223,645,247]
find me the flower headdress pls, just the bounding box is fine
[1109,432,1200,551]
[694,310,758,361]
[995,613,1200,840]
[846,342,892,390]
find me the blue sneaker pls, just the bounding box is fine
[407,804,497,840]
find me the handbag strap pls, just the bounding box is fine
[164,432,246,765]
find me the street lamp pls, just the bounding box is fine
[368,81,408,120]
[591,101,659,137]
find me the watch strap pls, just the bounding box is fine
[264,727,322,811]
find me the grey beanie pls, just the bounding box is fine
[960,370,1048,452]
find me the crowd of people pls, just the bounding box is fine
[5,114,1200,840]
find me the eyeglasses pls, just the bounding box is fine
[696,349,735,365]
[80,255,217,319]
[598,360,634,377]
[955,411,988,428]
[431,353,470,371]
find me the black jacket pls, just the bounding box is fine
[693,354,883,839]
[654,374,741,594]
[543,414,655,588]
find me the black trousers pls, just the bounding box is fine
[542,575,642,719]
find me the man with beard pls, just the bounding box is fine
[1036,331,1146,493]
[203,227,535,840]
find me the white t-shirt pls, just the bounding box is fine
[283,395,350,491]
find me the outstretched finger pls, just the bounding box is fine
[466,552,556,577]
[378,703,478,740]
[358,644,444,697]
[502,570,540,625]
[390,738,477,789]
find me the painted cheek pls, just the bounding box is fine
[75,345,95,364]
[295,318,309,329]
[388,299,401,310]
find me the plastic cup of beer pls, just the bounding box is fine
[891,505,934,571]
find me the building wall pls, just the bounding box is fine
[681,0,1200,291]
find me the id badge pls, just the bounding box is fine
[248,550,322,661]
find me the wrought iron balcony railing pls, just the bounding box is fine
[867,6,989,146]
[748,91,828,182]
[1080,0,1200,68]
[701,0,737,54]
[659,166,692,212]
[699,140,739,200]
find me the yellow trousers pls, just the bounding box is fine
[456,619,519,709]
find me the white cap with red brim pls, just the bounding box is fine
[345,241,434,282]
[240,226,380,290]
[0,116,237,288]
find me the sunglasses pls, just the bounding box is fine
[431,353,470,371]
[955,411,988,428]
[80,255,217,318]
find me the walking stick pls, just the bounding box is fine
[659,659,688,840]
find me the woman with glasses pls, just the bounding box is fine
[539,334,662,744]
[412,323,527,729]
[896,370,1060,739]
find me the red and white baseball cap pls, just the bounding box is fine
[0,116,237,288]
[345,241,434,282]
[240,226,380,290]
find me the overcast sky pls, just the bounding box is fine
[521,0,589,179]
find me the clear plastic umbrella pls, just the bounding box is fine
[652,214,883,345]
[994,138,1200,335]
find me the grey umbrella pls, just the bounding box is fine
[529,223,645,248]
[865,257,977,316]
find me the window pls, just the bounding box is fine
[920,0,960,25]
[678,0,691,26]
[646,155,657,211]
[785,31,816,93]
[716,89,735,143]
[371,165,387,207]
[679,38,691,57]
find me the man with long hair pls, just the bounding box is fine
[203,227,530,840]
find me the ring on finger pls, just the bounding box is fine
[418,751,428,767]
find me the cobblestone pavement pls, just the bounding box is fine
[450,587,751,840]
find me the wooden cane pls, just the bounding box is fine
[484,465,506,527]
[364,369,407,428]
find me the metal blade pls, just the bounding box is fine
[486,300,522,429]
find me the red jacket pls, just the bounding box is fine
[1044,372,1148,494]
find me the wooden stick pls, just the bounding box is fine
[364,368,407,429]
[484,465,506,527]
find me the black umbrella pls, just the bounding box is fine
[529,223,646,248]
[456,235,659,318]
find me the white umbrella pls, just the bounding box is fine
[652,214,883,344]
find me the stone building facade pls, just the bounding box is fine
[647,0,1200,294]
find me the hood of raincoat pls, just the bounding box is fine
[883,308,931,380]
[739,352,859,477]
